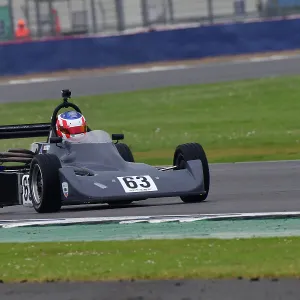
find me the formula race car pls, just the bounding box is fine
[0,89,210,213]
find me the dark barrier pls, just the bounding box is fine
[2,18,300,77]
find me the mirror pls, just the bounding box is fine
[112,133,124,141]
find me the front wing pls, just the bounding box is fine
[1,160,206,207]
[58,160,206,204]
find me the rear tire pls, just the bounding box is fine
[115,143,134,162]
[29,154,62,213]
[173,143,210,203]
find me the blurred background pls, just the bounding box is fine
[0,0,299,42]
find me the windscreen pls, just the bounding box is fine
[65,130,113,144]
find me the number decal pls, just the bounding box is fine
[117,175,158,193]
[138,176,151,188]
[122,177,138,189]
[21,175,32,206]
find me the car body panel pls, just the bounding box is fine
[33,130,206,204]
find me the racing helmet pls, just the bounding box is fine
[56,110,87,142]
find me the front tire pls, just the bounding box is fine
[115,143,134,162]
[29,154,62,213]
[173,143,210,203]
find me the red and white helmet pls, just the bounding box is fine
[56,110,87,142]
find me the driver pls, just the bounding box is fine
[56,110,87,142]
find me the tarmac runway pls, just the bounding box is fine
[1,54,300,299]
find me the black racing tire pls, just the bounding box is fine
[115,143,135,162]
[173,143,210,203]
[29,154,62,213]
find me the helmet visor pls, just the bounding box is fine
[59,124,87,135]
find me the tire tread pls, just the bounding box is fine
[29,154,62,213]
[115,143,135,162]
[173,143,210,203]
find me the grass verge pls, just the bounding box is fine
[0,237,299,282]
[1,75,300,164]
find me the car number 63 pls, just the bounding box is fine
[117,175,158,193]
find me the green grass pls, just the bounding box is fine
[2,75,300,164]
[0,237,300,282]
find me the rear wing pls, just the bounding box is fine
[0,123,51,139]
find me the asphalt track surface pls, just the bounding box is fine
[2,54,300,103]
[1,160,300,220]
[2,55,300,299]
[1,279,300,300]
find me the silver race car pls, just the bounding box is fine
[0,89,210,213]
